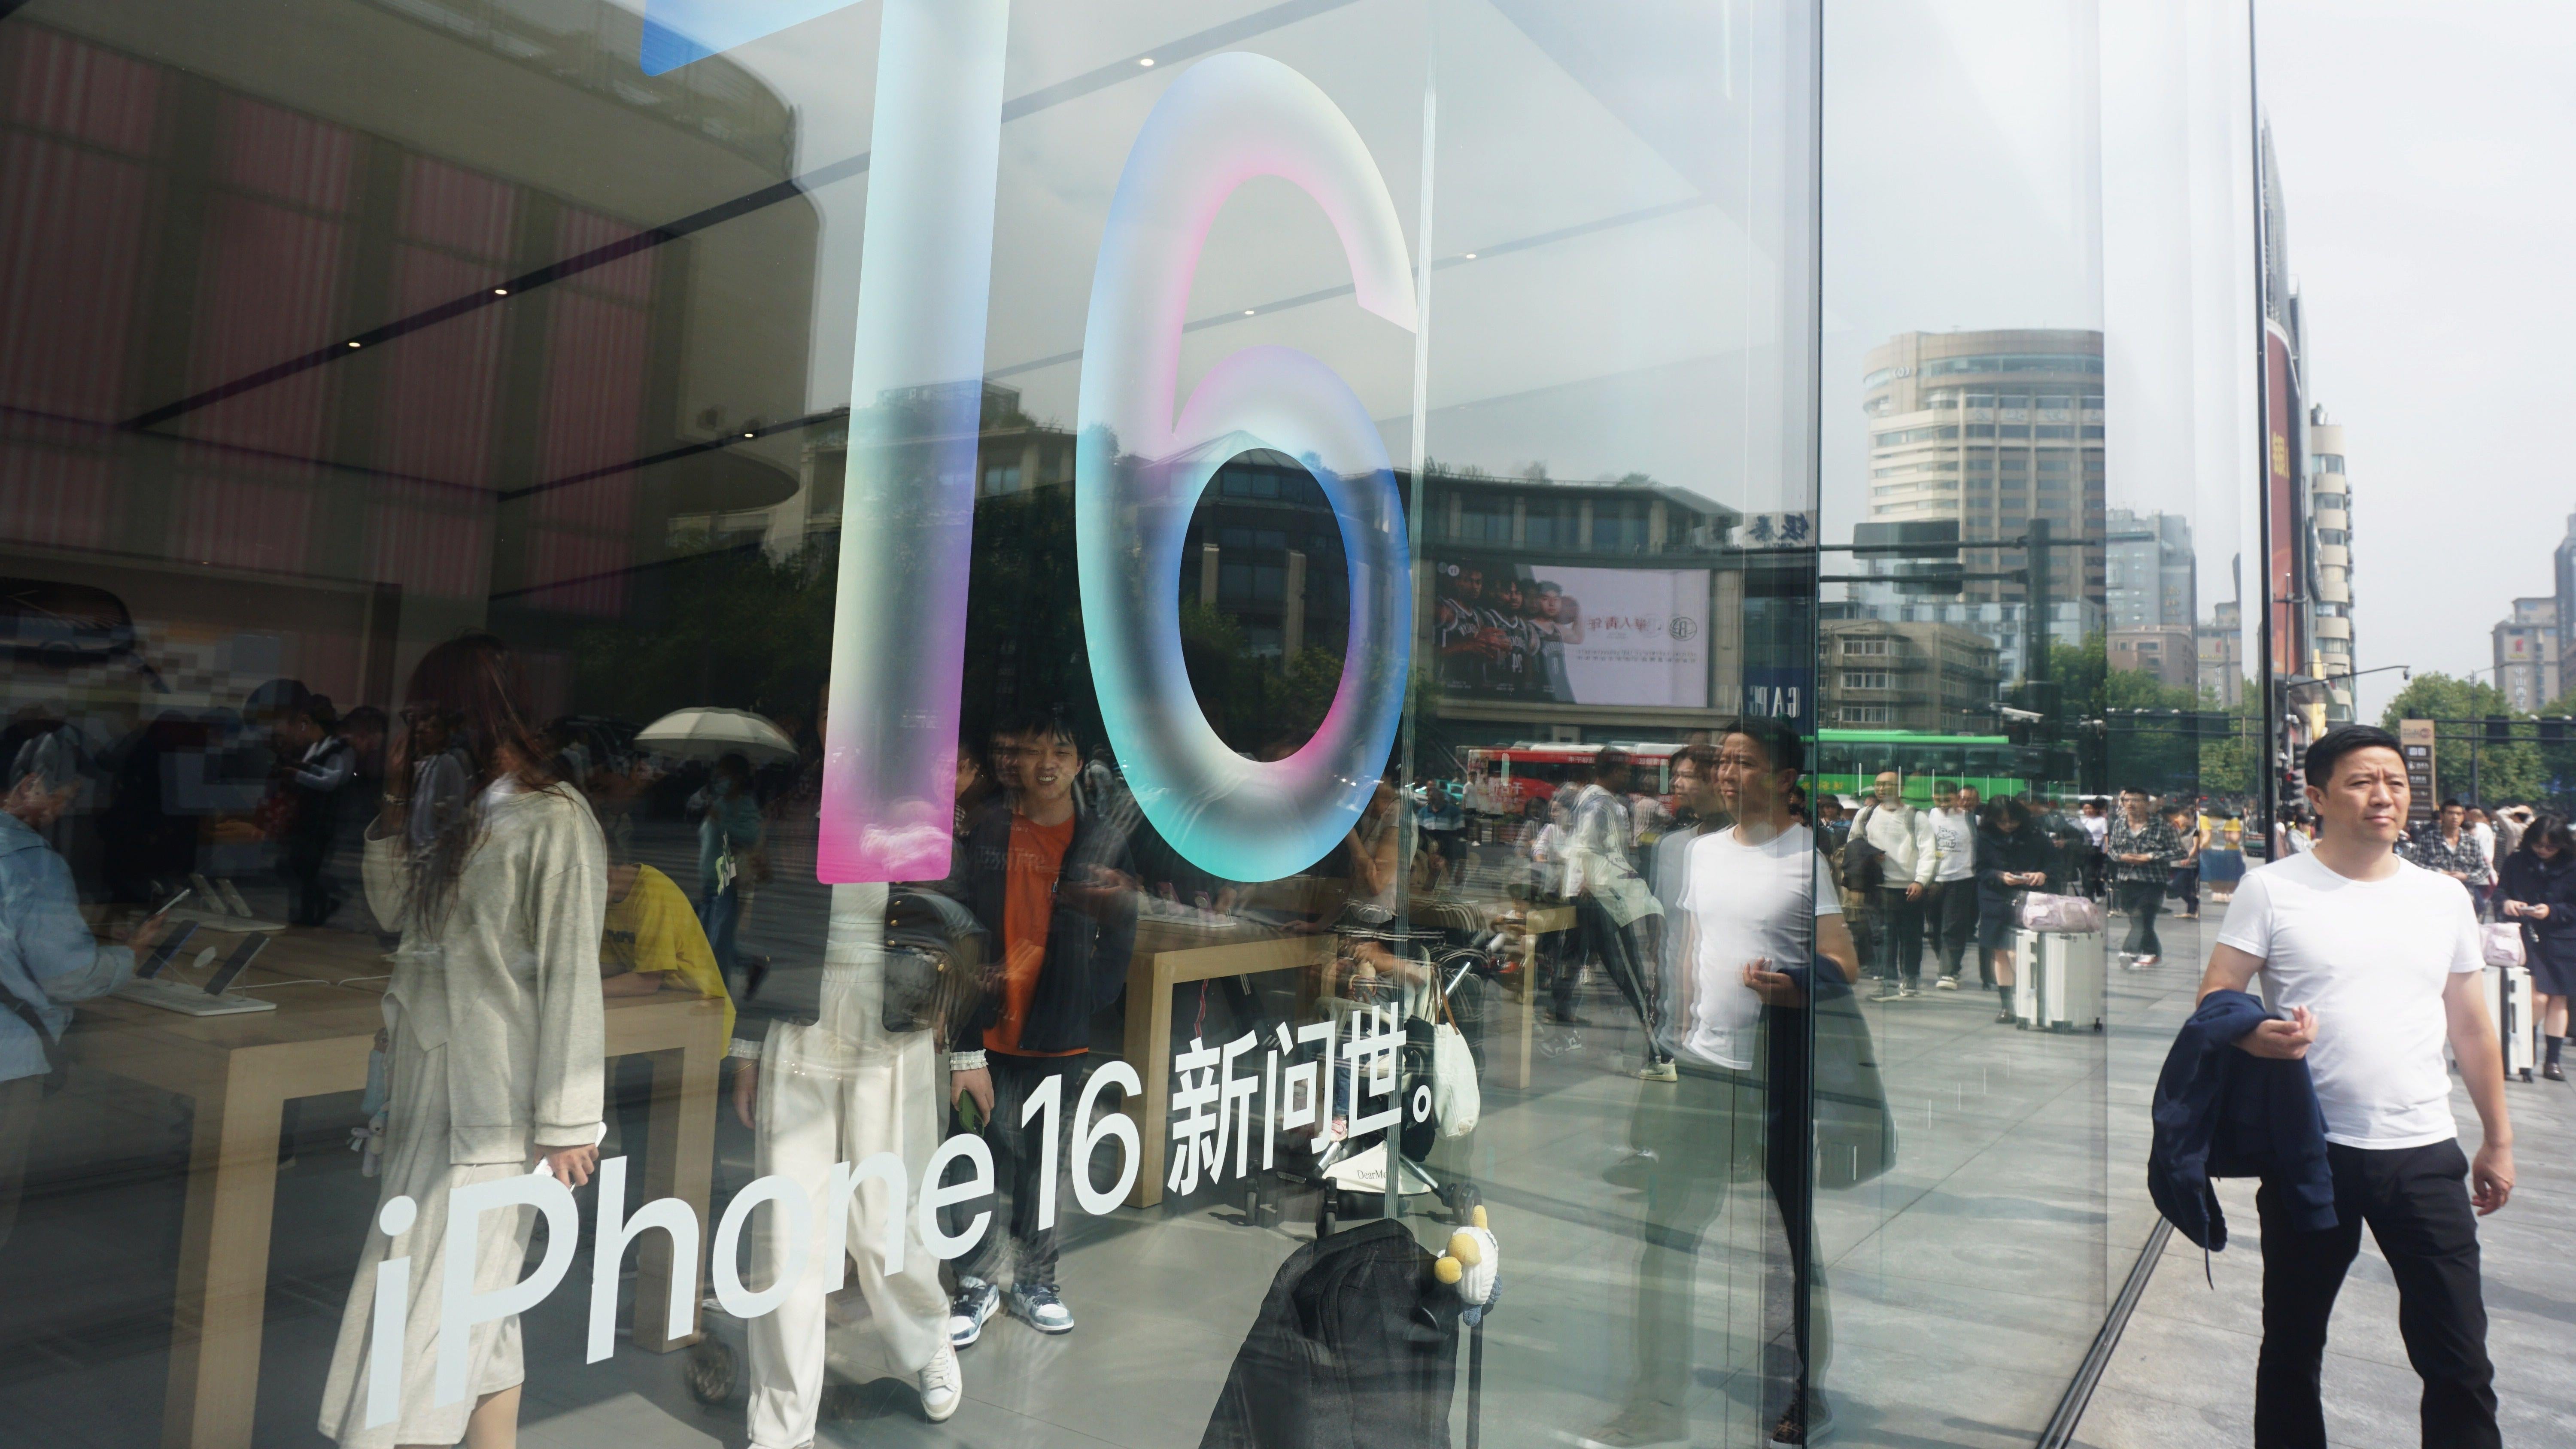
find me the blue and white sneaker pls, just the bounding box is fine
[1008,1282,1075,1334]
[947,1277,999,1348]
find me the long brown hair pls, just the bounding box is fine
[390,632,557,928]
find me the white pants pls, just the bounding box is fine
[319,1026,534,1449]
[745,886,950,1449]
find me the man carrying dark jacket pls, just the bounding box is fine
[2196,725,2512,1449]
[941,709,1138,1345]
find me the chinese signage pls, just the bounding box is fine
[1737,511,1817,549]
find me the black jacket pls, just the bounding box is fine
[2148,989,2336,1251]
[941,799,1140,1055]
[2498,849,2576,977]
[1973,824,2050,905]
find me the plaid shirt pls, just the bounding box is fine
[2407,828,2496,887]
[2105,814,2184,883]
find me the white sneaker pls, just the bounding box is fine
[1934,976,1960,991]
[917,1340,963,1423]
[947,1276,999,1347]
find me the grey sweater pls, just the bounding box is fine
[364,784,607,1164]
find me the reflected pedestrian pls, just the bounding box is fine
[689,753,765,993]
[2498,813,2576,1083]
[2107,789,2182,968]
[2164,802,2202,921]
[1926,784,1979,988]
[1566,748,1671,1077]
[277,694,354,926]
[941,708,1138,1344]
[1976,797,2049,1023]
[1580,718,1857,1449]
[319,632,605,1449]
[0,730,159,1250]
[1855,771,1934,1001]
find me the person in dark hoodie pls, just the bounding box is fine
[2194,724,2512,1449]
[1973,796,2051,1023]
[2497,811,2576,1082]
[941,708,1138,1345]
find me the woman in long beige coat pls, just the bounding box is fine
[318,632,606,1449]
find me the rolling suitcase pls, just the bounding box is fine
[2014,928,2106,1033]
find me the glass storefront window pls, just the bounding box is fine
[0,2,2268,1446]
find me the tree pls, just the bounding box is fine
[2051,633,2208,797]
[2194,682,2261,799]
[2379,673,2545,805]
[568,535,836,727]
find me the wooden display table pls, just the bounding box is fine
[1116,915,1327,1209]
[65,927,725,1449]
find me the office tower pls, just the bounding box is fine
[2494,597,2560,714]
[2307,407,2356,720]
[2555,515,2576,702]
[1860,329,2106,613]
[2198,599,2245,709]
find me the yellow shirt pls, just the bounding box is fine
[601,864,734,1039]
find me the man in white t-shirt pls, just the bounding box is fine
[1579,720,1857,1449]
[1926,784,1979,988]
[2199,724,2512,1449]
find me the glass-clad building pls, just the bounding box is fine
[0,3,2274,1446]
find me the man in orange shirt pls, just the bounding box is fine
[939,710,1137,1344]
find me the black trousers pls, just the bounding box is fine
[1625,1066,1828,1428]
[1927,880,1978,979]
[955,1053,1083,1290]
[2255,1139,2498,1449]
[1871,887,1924,984]
[1578,894,1666,1063]
[2115,879,2165,956]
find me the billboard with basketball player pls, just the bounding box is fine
[1432,562,1709,708]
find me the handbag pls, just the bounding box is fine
[2018,892,2104,934]
[2481,921,2527,969]
[1428,987,1479,1139]
[879,888,996,1048]
[1813,983,1895,1189]
[1392,985,1482,1160]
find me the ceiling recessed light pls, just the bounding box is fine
[1243,309,1256,316]
[742,431,755,439]
[1464,252,1477,260]
[1138,57,1155,66]
[492,287,508,296]
[346,340,361,348]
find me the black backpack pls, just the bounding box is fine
[1841,803,1907,893]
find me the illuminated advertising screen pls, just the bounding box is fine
[1432,561,1709,708]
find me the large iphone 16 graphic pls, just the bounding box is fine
[819,22,1415,884]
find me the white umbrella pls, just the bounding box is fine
[633,707,798,764]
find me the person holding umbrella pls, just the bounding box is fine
[689,752,766,996]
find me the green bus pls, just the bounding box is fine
[1812,729,2066,805]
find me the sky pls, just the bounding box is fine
[2257,0,2576,721]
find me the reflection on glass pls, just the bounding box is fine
[0,2,2228,1446]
